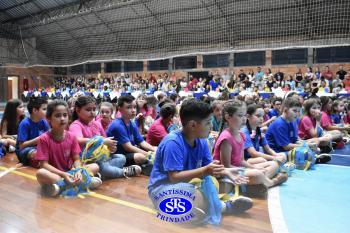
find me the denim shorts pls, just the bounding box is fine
[16,146,37,166]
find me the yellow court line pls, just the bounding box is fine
[0,165,156,214]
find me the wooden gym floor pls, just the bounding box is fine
[0,154,272,233]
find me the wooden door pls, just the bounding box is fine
[7,79,12,100]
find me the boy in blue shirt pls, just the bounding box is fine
[107,95,156,166]
[266,96,301,153]
[148,99,252,225]
[268,98,282,119]
[16,97,49,168]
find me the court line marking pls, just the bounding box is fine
[0,165,156,214]
[329,153,350,157]
[268,186,289,233]
[318,163,350,169]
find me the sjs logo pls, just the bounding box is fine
[159,197,192,215]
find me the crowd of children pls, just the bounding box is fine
[1,83,350,225]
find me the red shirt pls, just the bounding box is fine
[146,118,168,146]
[322,70,333,80]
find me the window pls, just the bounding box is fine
[315,46,350,63]
[124,61,143,72]
[234,51,265,66]
[70,64,84,74]
[203,54,230,68]
[105,62,121,73]
[173,56,197,69]
[148,59,169,71]
[86,63,101,74]
[272,49,308,65]
[53,67,67,75]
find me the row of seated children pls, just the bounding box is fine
[0,96,158,196]
[1,93,349,225]
[148,94,350,224]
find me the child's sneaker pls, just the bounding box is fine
[8,145,16,153]
[94,172,102,179]
[42,184,61,197]
[224,196,253,215]
[89,177,102,190]
[141,163,153,176]
[316,154,332,164]
[123,165,142,177]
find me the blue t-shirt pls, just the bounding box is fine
[148,130,212,191]
[106,118,144,155]
[268,108,279,118]
[209,80,220,91]
[242,127,267,159]
[331,113,341,124]
[265,116,298,153]
[16,117,50,151]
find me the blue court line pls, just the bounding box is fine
[274,165,350,233]
[329,154,350,167]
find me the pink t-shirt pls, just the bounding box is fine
[36,131,81,172]
[69,119,106,138]
[321,111,332,129]
[213,129,245,167]
[96,116,112,132]
[298,115,316,139]
[146,118,168,146]
[140,106,156,119]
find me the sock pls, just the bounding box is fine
[221,201,226,213]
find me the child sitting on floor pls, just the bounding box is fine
[69,96,140,179]
[36,100,102,197]
[0,99,25,150]
[148,98,253,225]
[107,95,156,167]
[16,97,49,168]
[213,100,288,197]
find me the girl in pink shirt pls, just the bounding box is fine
[36,100,101,197]
[69,96,116,151]
[320,96,344,140]
[213,100,288,196]
[96,102,114,132]
[69,96,140,179]
[298,98,334,153]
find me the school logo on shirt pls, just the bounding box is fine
[64,150,70,158]
[152,189,195,223]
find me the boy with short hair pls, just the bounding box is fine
[268,97,282,118]
[16,97,49,167]
[148,99,253,225]
[107,95,156,166]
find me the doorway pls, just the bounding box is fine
[8,76,19,99]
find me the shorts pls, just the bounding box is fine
[16,147,40,168]
[124,153,136,166]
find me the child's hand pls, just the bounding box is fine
[204,160,224,177]
[135,113,144,120]
[62,173,78,185]
[104,137,117,152]
[72,170,83,184]
[223,169,249,185]
[270,116,277,121]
